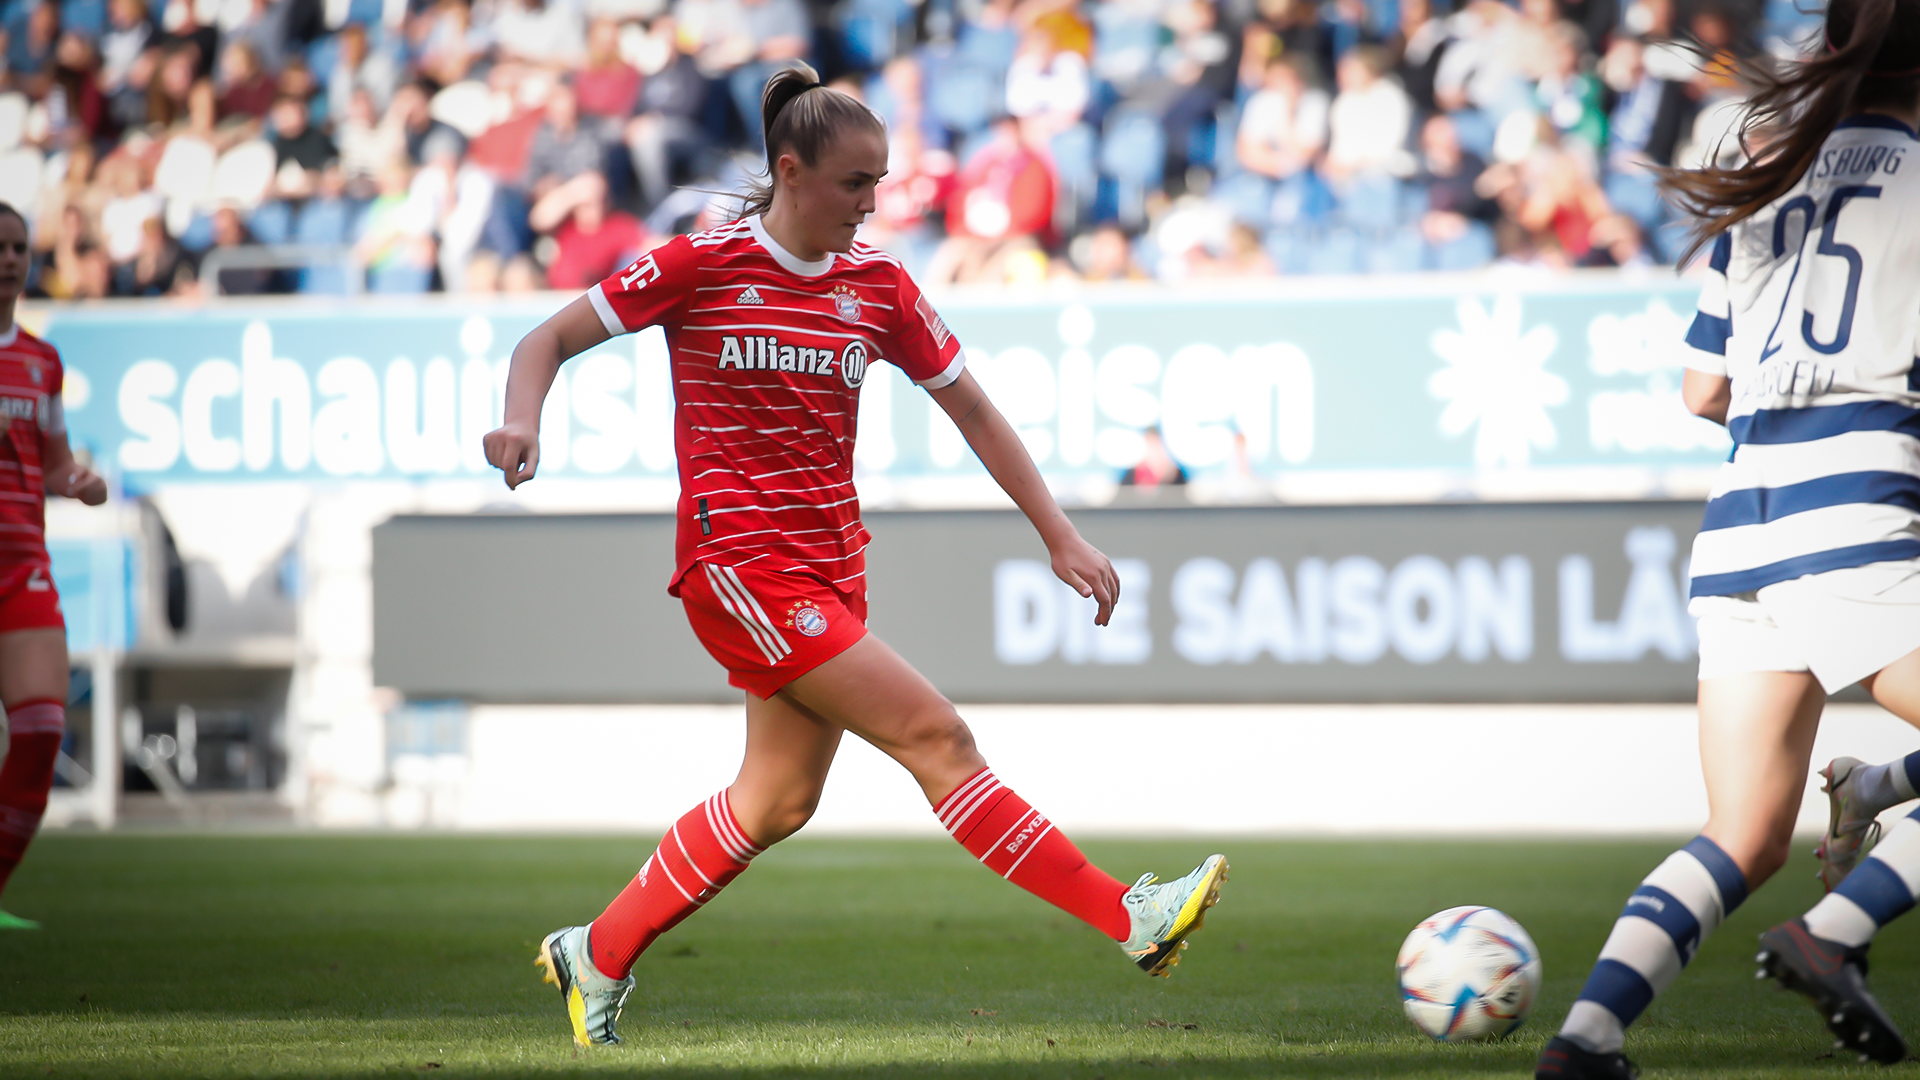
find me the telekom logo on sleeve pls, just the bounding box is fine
[618,254,662,292]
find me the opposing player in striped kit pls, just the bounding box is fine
[483,67,1226,1048]
[1537,2,1920,1075]
[0,203,108,929]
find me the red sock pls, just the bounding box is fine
[0,699,64,900]
[588,789,764,979]
[935,767,1130,941]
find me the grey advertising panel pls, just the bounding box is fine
[374,501,1707,704]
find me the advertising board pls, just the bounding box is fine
[33,276,1725,488]
[373,502,1706,704]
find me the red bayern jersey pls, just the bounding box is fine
[589,215,964,595]
[0,325,62,571]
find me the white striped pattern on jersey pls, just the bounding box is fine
[590,216,963,598]
[0,325,60,570]
[1682,115,1920,597]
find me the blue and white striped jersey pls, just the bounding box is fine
[1683,114,1920,598]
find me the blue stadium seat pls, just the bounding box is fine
[835,0,913,70]
[1366,227,1427,274]
[176,212,216,253]
[1763,0,1821,46]
[249,200,294,245]
[1335,175,1403,232]
[1449,109,1497,161]
[306,35,342,84]
[368,263,432,294]
[923,54,998,140]
[294,198,352,245]
[299,265,354,294]
[1428,221,1496,271]
[1306,227,1363,275]
[1263,225,1306,275]
[1605,170,1667,233]
[292,199,360,294]
[1050,122,1099,227]
[955,20,1016,76]
[1212,102,1240,176]
[1398,180,1431,225]
[1216,172,1277,229]
[1099,109,1164,228]
[61,0,106,38]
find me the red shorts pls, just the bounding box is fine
[0,565,62,635]
[680,562,868,699]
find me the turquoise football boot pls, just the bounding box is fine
[535,924,634,1046]
[1119,854,1228,977]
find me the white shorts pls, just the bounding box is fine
[1691,562,1920,692]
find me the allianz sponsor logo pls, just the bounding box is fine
[716,334,864,387]
[0,393,45,427]
[994,527,1694,667]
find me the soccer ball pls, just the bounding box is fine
[1396,906,1542,1042]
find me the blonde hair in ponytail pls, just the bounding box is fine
[1660,0,1920,263]
[739,63,888,218]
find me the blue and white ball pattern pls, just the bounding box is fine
[1396,906,1542,1042]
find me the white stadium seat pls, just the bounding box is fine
[212,140,277,208]
[0,146,43,214]
[0,92,27,154]
[429,81,494,140]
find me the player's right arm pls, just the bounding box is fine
[484,238,697,488]
[1681,232,1733,427]
[484,296,614,488]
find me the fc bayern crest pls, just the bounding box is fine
[829,285,862,323]
[787,601,829,637]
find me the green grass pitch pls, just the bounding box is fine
[0,833,1912,1078]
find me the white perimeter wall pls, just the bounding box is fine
[349,703,1920,837]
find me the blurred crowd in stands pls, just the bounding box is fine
[0,0,1814,297]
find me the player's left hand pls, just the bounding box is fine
[64,467,107,506]
[1051,535,1120,627]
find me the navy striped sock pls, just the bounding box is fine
[1805,806,1920,947]
[1558,835,1748,1054]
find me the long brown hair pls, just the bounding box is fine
[739,63,887,218]
[1660,0,1920,262]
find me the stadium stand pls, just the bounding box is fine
[1,0,1803,295]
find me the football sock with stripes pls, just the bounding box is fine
[1846,752,1920,819]
[0,699,64,899]
[934,767,1131,941]
[1804,806,1920,947]
[588,789,765,979]
[1558,835,1748,1055]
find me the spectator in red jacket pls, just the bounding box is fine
[531,169,649,290]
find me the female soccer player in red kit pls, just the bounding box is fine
[484,66,1228,1046]
[0,202,108,929]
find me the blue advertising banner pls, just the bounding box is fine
[28,274,1727,487]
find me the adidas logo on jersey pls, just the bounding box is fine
[737,286,765,305]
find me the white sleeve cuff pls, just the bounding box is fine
[915,352,966,390]
[587,283,626,337]
[1681,349,1728,377]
